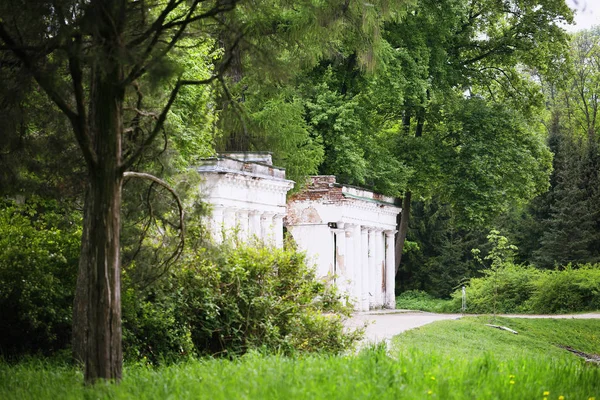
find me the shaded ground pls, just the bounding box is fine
[347,310,600,345]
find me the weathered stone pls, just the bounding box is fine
[286,176,401,311]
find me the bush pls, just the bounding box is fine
[0,198,361,363]
[121,242,362,363]
[0,199,81,357]
[447,264,600,314]
[528,264,600,313]
[448,264,542,313]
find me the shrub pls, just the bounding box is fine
[121,242,362,363]
[450,264,542,313]
[0,199,81,357]
[447,264,600,314]
[528,264,600,313]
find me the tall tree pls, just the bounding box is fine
[0,0,239,383]
[386,0,573,272]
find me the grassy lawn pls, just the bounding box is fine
[2,318,599,399]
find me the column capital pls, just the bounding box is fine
[344,223,357,229]
[384,229,397,237]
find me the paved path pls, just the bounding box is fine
[347,310,600,345]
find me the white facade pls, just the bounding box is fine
[197,153,294,246]
[286,176,401,311]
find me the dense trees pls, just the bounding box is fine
[401,25,600,296]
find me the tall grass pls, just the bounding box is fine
[2,318,599,399]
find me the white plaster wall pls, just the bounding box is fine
[287,224,334,279]
[198,158,293,246]
[287,195,401,311]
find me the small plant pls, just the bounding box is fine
[471,230,518,317]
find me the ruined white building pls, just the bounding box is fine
[196,152,294,246]
[286,176,401,311]
[197,155,401,310]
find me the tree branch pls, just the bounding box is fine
[122,0,239,86]
[119,75,216,173]
[123,171,185,249]
[0,21,98,168]
[67,33,98,168]
[123,171,185,289]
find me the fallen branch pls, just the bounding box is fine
[485,324,518,334]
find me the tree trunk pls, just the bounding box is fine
[394,191,411,274]
[73,166,123,383]
[72,23,125,382]
[395,107,423,273]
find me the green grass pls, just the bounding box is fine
[2,318,599,399]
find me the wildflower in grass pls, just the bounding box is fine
[543,392,550,396]
[430,376,435,381]
[428,390,433,395]
[510,380,515,384]
[589,397,595,400]
[558,396,564,400]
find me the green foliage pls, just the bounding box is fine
[528,265,600,314]
[0,197,359,362]
[447,263,600,314]
[244,90,325,187]
[435,99,552,224]
[439,231,600,314]
[0,199,81,357]
[121,243,362,363]
[451,264,543,314]
[397,199,487,298]
[395,290,453,313]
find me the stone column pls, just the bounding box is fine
[368,229,376,308]
[273,213,285,248]
[223,207,237,240]
[352,224,362,308]
[237,209,249,242]
[361,227,370,311]
[333,224,346,293]
[377,230,385,307]
[260,212,274,244]
[385,230,396,308]
[211,206,224,244]
[344,224,356,305]
[249,210,261,241]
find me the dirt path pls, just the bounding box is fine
[347,310,600,345]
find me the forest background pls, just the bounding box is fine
[1,0,600,383]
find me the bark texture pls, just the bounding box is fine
[394,191,411,274]
[72,2,125,382]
